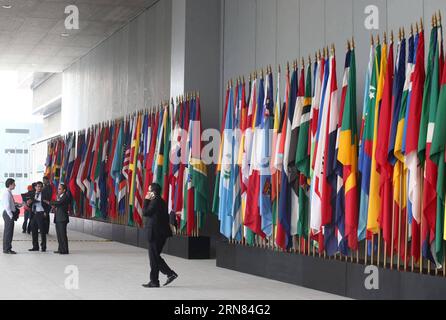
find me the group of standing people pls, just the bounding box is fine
[2,176,70,255]
[3,178,177,288]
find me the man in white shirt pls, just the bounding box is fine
[2,179,18,254]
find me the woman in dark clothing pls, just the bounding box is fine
[49,183,70,255]
[142,183,178,288]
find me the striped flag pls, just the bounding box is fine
[367,39,387,235]
[338,45,359,251]
[358,42,376,241]
[296,61,312,240]
[405,29,425,262]
[418,24,440,265]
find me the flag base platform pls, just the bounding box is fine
[216,240,446,299]
[67,216,211,260]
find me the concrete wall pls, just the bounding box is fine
[222,0,446,119]
[43,110,61,137]
[61,0,172,133]
[32,73,62,111]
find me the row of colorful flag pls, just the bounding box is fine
[45,94,209,235]
[213,12,446,269]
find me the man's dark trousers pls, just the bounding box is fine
[148,237,173,284]
[55,222,69,253]
[22,210,32,233]
[31,212,47,250]
[2,211,14,252]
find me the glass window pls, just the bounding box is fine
[16,173,22,178]
[4,173,7,178]
[8,173,14,178]
[24,173,28,178]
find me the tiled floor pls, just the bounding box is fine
[0,217,348,300]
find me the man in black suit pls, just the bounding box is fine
[50,183,70,255]
[142,183,178,288]
[42,176,52,234]
[29,182,47,252]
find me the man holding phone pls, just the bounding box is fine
[142,183,178,288]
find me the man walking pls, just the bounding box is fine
[142,183,178,288]
[2,179,18,254]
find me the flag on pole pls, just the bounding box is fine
[405,29,425,262]
[296,61,312,240]
[389,35,407,258]
[338,44,359,251]
[418,24,440,265]
[367,39,387,235]
[219,85,235,239]
[358,41,376,241]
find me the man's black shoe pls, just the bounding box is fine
[54,251,60,254]
[29,248,39,252]
[142,282,160,288]
[164,273,178,287]
[22,230,26,233]
[41,249,46,252]
[8,250,16,254]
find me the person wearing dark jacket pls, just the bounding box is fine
[42,176,52,234]
[142,183,178,288]
[21,185,35,234]
[29,181,47,252]
[50,183,70,255]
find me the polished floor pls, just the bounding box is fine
[0,217,347,300]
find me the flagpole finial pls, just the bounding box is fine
[410,24,414,36]
[420,18,423,31]
[301,57,305,68]
[347,39,350,50]
[376,34,380,45]
[286,61,290,72]
[398,28,401,41]
[384,31,387,44]
[331,44,335,55]
[308,55,311,65]
[432,14,436,27]
[351,37,355,49]
[402,27,405,38]
[278,64,281,74]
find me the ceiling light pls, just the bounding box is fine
[2,5,12,9]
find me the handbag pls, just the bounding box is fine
[12,207,20,221]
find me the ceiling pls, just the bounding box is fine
[0,0,157,73]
